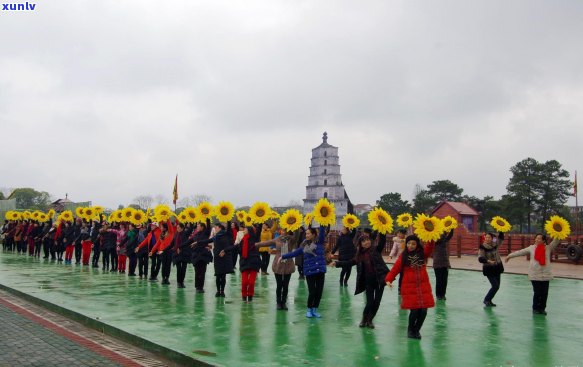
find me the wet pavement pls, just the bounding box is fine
[1,252,582,367]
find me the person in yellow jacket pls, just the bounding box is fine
[259,221,277,275]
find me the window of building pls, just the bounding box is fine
[462,215,474,231]
[324,160,327,165]
[324,179,327,185]
[324,169,327,174]
[324,192,328,198]
[324,151,327,157]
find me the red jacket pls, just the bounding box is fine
[137,227,162,252]
[151,221,176,253]
[386,241,435,310]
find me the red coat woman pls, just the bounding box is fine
[385,235,435,339]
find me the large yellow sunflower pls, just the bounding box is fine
[115,210,124,222]
[131,210,146,226]
[304,213,314,227]
[38,213,48,223]
[342,214,360,230]
[23,211,31,220]
[75,207,85,218]
[47,209,56,218]
[93,206,104,214]
[12,212,23,221]
[178,211,189,224]
[249,202,271,224]
[83,207,95,221]
[197,202,214,221]
[154,204,173,222]
[313,198,336,226]
[368,208,394,234]
[441,216,458,232]
[122,207,135,222]
[544,215,571,240]
[215,201,235,222]
[59,210,74,223]
[413,213,443,242]
[236,210,246,223]
[185,207,199,223]
[396,213,413,228]
[108,211,119,223]
[32,211,42,221]
[279,209,303,232]
[490,216,511,233]
[244,214,254,227]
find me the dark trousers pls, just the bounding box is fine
[74,243,82,263]
[34,241,41,257]
[150,254,161,279]
[232,251,238,269]
[42,240,51,258]
[194,263,207,290]
[434,267,449,299]
[484,273,501,303]
[102,248,111,269]
[138,253,149,277]
[363,279,385,319]
[339,265,352,285]
[92,248,101,267]
[260,252,270,273]
[110,248,118,270]
[297,265,304,278]
[50,244,56,260]
[128,253,138,275]
[161,251,172,280]
[409,308,428,333]
[531,280,550,311]
[275,273,291,304]
[306,272,325,308]
[176,261,188,284]
[216,274,226,292]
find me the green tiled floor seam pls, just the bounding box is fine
[0,283,214,367]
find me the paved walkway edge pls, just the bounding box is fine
[0,283,214,367]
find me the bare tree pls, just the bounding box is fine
[287,199,303,207]
[132,195,153,209]
[154,194,169,205]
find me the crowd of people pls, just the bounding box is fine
[1,211,562,339]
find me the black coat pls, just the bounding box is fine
[190,223,213,266]
[336,233,389,295]
[172,230,193,264]
[198,224,235,275]
[238,234,261,272]
[125,229,139,255]
[332,230,357,261]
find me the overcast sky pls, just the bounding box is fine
[1,0,581,209]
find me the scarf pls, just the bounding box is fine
[534,244,546,266]
[303,240,317,257]
[242,234,250,259]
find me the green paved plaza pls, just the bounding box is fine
[1,252,582,367]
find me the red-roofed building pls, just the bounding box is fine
[432,201,479,232]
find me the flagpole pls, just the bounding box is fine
[576,171,580,244]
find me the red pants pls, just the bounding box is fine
[65,245,74,261]
[82,241,92,265]
[118,255,127,272]
[241,270,258,297]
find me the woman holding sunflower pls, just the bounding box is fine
[236,225,262,302]
[256,228,301,309]
[385,234,435,339]
[505,234,560,315]
[150,220,176,285]
[478,232,505,307]
[281,225,328,318]
[193,221,235,297]
[332,232,389,328]
[331,227,357,287]
[189,219,213,293]
[259,221,278,275]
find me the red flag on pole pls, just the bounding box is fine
[173,174,178,205]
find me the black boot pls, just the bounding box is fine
[277,302,283,310]
[407,325,416,339]
[366,316,375,329]
[359,314,368,328]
